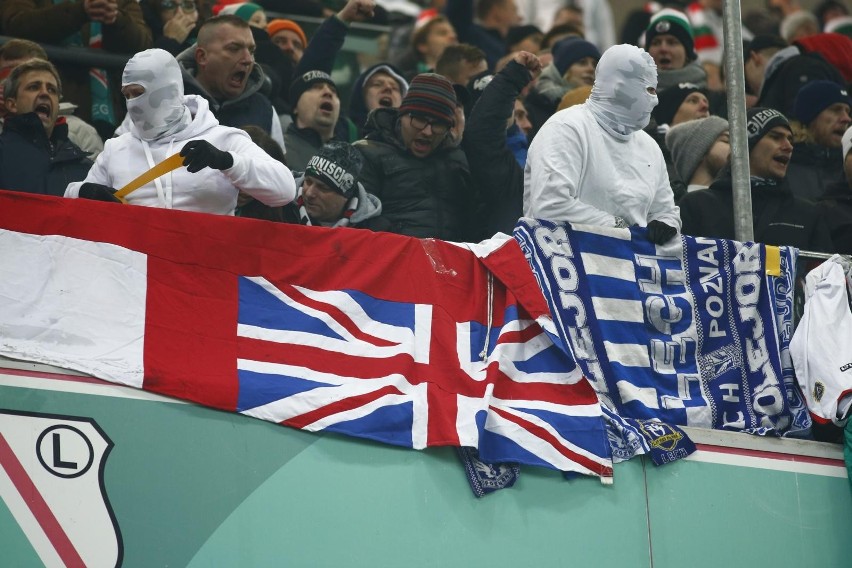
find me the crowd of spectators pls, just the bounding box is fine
[0,0,850,253]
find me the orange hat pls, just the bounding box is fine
[267,19,308,48]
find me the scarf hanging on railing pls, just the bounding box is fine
[55,0,116,126]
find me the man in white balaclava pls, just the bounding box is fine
[65,48,296,215]
[523,44,681,245]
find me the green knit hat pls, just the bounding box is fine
[219,2,263,23]
[646,8,697,62]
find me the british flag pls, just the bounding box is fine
[234,275,612,477]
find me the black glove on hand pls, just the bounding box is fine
[180,140,234,173]
[79,182,121,203]
[646,220,678,245]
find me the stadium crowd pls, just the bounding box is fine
[0,0,851,253]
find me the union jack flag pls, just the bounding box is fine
[235,275,612,477]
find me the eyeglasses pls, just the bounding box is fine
[408,113,450,135]
[160,0,196,12]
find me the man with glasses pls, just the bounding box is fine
[354,73,481,241]
[142,0,199,56]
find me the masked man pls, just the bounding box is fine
[66,48,295,215]
[523,43,681,245]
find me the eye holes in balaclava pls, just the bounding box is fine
[122,48,191,141]
[587,44,659,137]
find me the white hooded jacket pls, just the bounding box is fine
[66,49,295,214]
[523,44,680,230]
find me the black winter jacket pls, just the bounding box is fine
[817,181,852,253]
[354,108,479,241]
[785,143,844,202]
[679,174,834,252]
[757,51,845,117]
[462,59,530,236]
[0,113,92,196]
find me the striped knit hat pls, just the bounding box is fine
[646,8,696,62]
[398,73,457,126]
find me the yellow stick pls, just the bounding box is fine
[114,153,185,203]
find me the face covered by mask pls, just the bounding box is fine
[122,48,191,141]
[586,44,659,139]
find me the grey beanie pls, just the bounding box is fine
[665,116,729,183]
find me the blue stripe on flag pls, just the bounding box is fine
[344,289,416,333]
[238,277,344,340]
[323,402,414,447]
[237,369,329,412]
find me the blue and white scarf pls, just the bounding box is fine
[514,219,806,460]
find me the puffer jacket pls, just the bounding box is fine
[0,114,92,196]
[353,107,480,241]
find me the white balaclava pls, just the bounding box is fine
[122,48,191,141]
[586,44,658,139]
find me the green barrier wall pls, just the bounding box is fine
[2,373,851,568]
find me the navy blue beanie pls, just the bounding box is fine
[552,37,601,76]
[793,80,852,125]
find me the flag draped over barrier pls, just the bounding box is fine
[514,218,809,461]
[0,193,612,480]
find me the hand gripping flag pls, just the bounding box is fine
[514,218,808,462]
[0,193,612,479]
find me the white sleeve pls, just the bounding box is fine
[64,143,114,198]
[523,119,617,226]
[221,131,296,206]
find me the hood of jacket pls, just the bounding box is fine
[349,181,383,224]
[348,63,408,132]
[176,45,267,112]
[293,172,382,225]
[760,45,800,98]
[532,62,579,104]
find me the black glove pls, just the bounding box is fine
[646,220,678,245]
[78,182,121,203]
[180,140,234,173]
